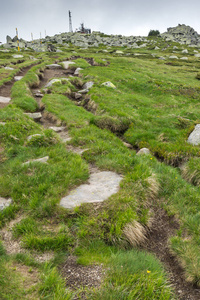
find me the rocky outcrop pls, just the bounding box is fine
[161,24,200,46]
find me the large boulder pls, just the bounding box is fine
[188,124,200,145]
[161,24,200,45]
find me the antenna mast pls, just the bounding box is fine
[69,10,73,33]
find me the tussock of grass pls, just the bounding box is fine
[123,220,147,246]
[181,157,200,186]
[90,115,131,134]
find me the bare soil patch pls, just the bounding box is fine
[143,207,200,300]
[61,256,105,298]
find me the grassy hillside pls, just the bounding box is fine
[0,38,200,299]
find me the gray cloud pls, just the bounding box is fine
[1,0,200,43]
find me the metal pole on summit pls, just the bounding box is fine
[16,28,20,51]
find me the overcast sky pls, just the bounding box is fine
[1,0,200,43]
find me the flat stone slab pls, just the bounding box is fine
[22,156,49,166]
[102,81,116,89]
[12,54,23,58]
[137,148,151,155]
[5,67,14,70]
[49,126,65,133]
[0,197,12,210]
[60,171,123,209]
[83,81,94,90]
[14,76,23,81]
[46,64,62,69]
[188,124,200,145]
[74,67,83,75]
[61,61,76,69]
[0,96,11,103]
[24,112,42,121]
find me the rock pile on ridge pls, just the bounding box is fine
[161,24,200,46]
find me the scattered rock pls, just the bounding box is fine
[194,53,200,58]
[116,50,123,54]
[102,81,116,88]
[74,92,82,100]
[60,171,123,209]
[182,49,188,54]
[0,122,6,126]
[22,156,49,166]
[0,96,11,103]
[169,55,178,59]
[83,81,94,89]
[74,67,83,75]
[187,124,200,145]
[14,76,23,81]
[12,54,23,58]
[0,197,12,210]
[27,134,42,141]
[61,61,76,69]
[137,148,151,155]
[161,24,200,45]
[49,126,65,133]
[78,89,89,94]
[180,57,188,60]
[4,67,14,70]
[24,112,42,121]
[44,78,68,88]
[46,64,62,70]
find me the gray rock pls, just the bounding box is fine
[74,67,83,75]
[22,156,49,166]
[74,92,82,99]
[158,56,166,60]
[194,53,200,58]
[60,171,123,209]
[78,89,89,94]
[154,46,160,50]
[5,67,14,70]
[0,197,12,210]
[49,126,65,132]
[0,96,11,103]
[0,122,6,126]
[180,57,188,60]
[12,54,24,58]
[46,64,62,69]
[102,81,116,88]
[6,35,12,43]
[45,78,68,88]
[24,112,42,121]
[137,148,151,155]
[27,134,42,141]
[188,124,200,145]
[182,49,188,53]
[83,81,94,89]
[169,55,178,59]
[61,61,76,69]
[14,76,23,81]
[116,50,123,54]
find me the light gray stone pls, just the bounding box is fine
[74,67,83,75]
[0,96,11,103]
[24,112,42,121]
[27,134,42,141]
[182,49,188,53]
[180,57,188,60]
[61,61,76,69]
[169,55,178,59]
[22,156,49,166]
[5,67,14,70]
[78,89,89,94]
[49,126,65,132]
[14,76,23,81]
[137,148,151,155]
[83,81,94,89]
[45,78,68,88]
[12,54,23,58]
[188,124,200,145]
[60,171,123,209]
[116,50,123,54]
[0,197,12,210]
[46,64,62,69]
[0,122,6,126]
[194,53,200,58]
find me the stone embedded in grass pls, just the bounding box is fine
[61,61,76,69]
[46,64,62,69]
[60,171,123,209]
[137,148,151,155]
[0,122,6,126]
[27,134,42,141]
[0,96,11,103]
[24,112,42,121]
[180,57,188,60]
[116,50,123,54]
[22,156,49,166]
[169,55,178,59]
[158,56,165,60]
[102,81,116,89]
[12,54,23,58]
[78,89,89,94]
[49,126,65,132]
[83,81,94,90]
[194,53,200,58]
[44,78,68,88]
[182,49,188,54]
[4,66,14,70]
[74,67,83,75]
[0,197,12,210]
[187,124,200,145]
[14,76,23,81]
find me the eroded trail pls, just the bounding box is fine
[29,61,200,299]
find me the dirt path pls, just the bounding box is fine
[143,207,200,300]
[29,61,200,299]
